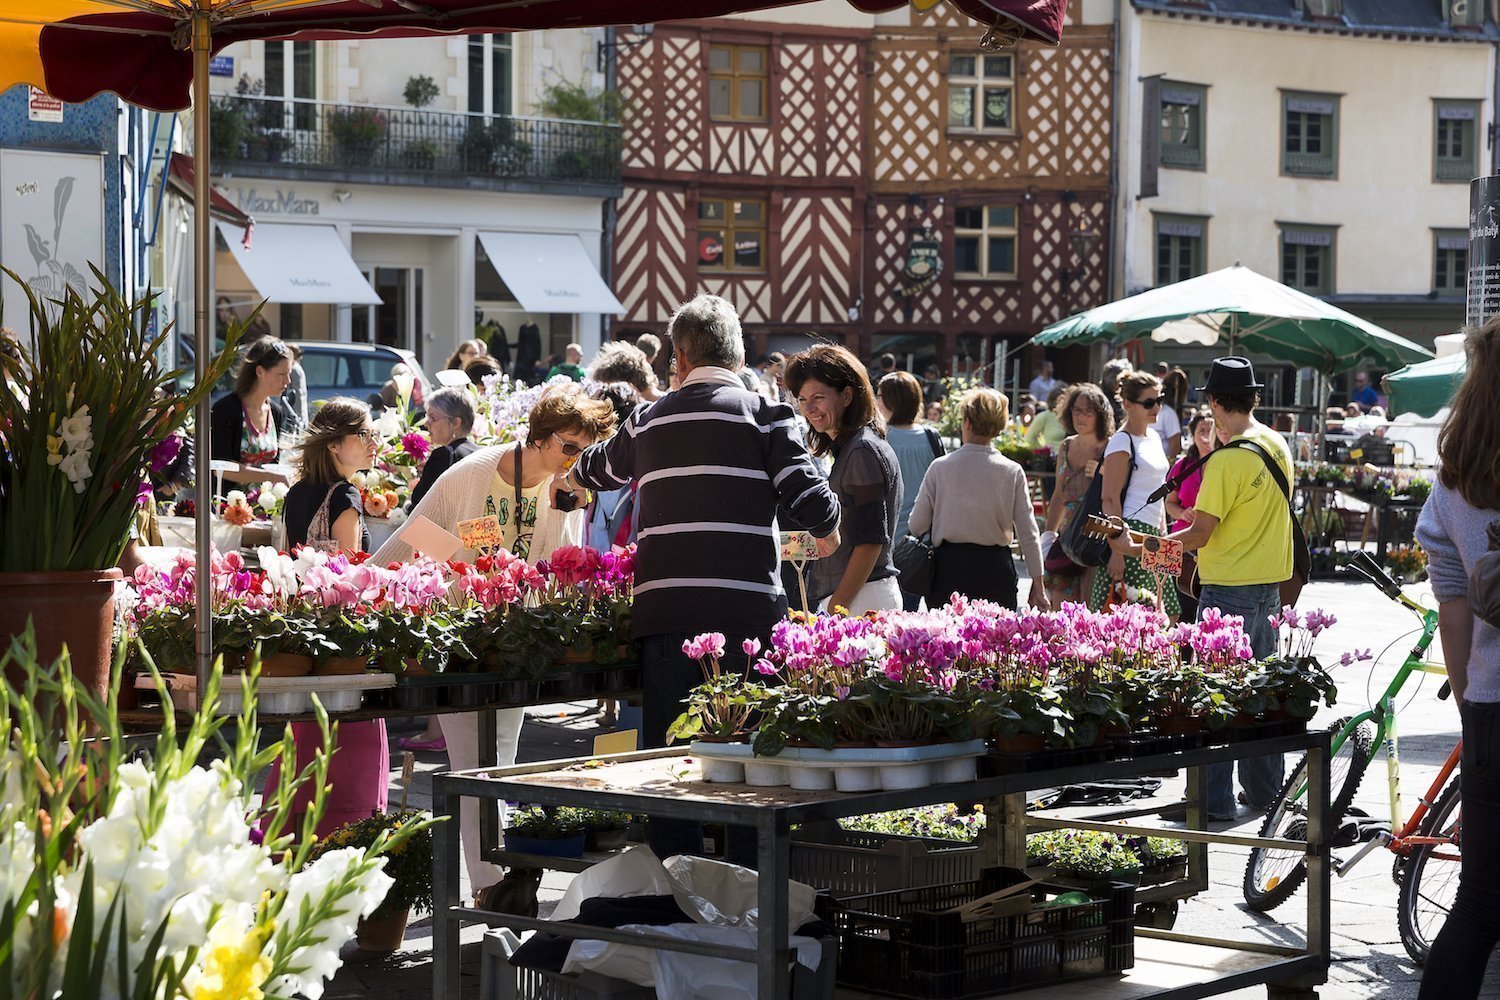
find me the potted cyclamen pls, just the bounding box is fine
[0,271,236,699]
[670,632,766,783]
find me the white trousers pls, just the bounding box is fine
[437,707,524,892]
[818,575,903,615]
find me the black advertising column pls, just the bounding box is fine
[1468,176,1500,327]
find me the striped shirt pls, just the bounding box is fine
[572,368,840,638]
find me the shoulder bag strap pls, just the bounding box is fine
[306,483,342,548]
[513,445,523,515]
[925,426,944,459]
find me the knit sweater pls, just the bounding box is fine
[571,370,840,638]
[908,443,1045,579]
[1416,479,1500,702]
[372,445,582,566]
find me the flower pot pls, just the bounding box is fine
[504,831,585,858]
[742,760,788,787]
[698,757,745,783]
[497,679,536,704]
[313,655,369,676]
[355,907,410,953]
[1155,715,1205,736]
[543,671,596,700]
[0,568,122,707]
[555,648,597,665]
[933,756,978,784]
[260,652,313,677]
[786,765,835,791]
[879,762,933,790]
[585,827,630,853]
[991,733,1046,754]
[834,766,882,792]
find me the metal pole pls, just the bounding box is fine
[192,7,213,694]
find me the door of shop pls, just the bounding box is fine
[353,266,426,368]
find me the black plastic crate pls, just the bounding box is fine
[791,822,981,896]
[832,867,1134,1000]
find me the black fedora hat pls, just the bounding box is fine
[1197,356,1263,392]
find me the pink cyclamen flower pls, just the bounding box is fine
[742,637,761,656]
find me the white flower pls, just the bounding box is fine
[387,508,407,528]
[272,848,392,1000]
[350,471,368,489]
[59,448,92,492]
[60,405,92,451]
[257,547,299,597]
[224,490,248,506]
[271,482,290,500]
[374,409,403,439]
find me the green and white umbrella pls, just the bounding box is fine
[1033,265,1433,375]
[1383,350,1466,417]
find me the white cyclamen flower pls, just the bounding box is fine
[257,547,299,596]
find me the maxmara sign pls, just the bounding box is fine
[233,188,321,216]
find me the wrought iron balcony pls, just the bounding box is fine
[207,95,621,189]
[1282,151,1336,178]
[1435,157,1475,183]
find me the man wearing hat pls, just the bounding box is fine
[1110,356,1294,819]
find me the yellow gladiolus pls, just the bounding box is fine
[192,924,273,1000]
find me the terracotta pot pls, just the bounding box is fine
[992,733,1046,754]
[313,655,369,676]
[0,569,122,707]
[355,907,410,953]
[401,658,432,675]
[1156,715,1206,736]
[260,652,314,677]
[556,648,595,664]
[217,650,245,673]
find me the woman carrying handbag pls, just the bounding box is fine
[1040,383,1114,608]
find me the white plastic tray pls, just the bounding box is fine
[137,671,393,716]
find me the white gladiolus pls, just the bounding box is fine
[272,848,393,1000]
[59,447,92,492]
[59,404,92,451]
[374,409,403,439]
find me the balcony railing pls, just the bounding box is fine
[1282,150,1336,178]
[1158,141,1203,169]
[1436,157,1475,182]
[208,95,621,187]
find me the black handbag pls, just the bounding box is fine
[1061,435,1135,569]
[893,532,935,596]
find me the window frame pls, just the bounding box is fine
[468,34,514,117]
[696,197,768,273]
[1434,99,1480,184]
[707,43,769,124]
[1158,81,1207,171]
[1278,223,1338,296]
[264,40,317,132]
[1433,228,1469,294]
[953,204,1020,280]
[1153,213,1208,287]
[1280,90,1340,180]
[946,50,1018,136]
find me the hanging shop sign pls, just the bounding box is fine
[698,235,724,266]
[895,227,942,299]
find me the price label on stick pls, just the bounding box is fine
[1142,536,1184,576]
[780,530,819,562]
[456,514,504,555]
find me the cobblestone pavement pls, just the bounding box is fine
[324,576,1500,999]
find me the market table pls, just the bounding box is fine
[432,729,1330,1000]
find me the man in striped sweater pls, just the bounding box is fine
[561,294,840,860]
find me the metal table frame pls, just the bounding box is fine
[433,730,1329,1000]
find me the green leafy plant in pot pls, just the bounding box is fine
[308,809,437,953]
[0,269,237,700]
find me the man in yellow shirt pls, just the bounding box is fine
[1110,356,1292,819]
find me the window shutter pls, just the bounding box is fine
[1141,75,1161,199]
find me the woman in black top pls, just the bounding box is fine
[785,344,902,614]
[408,386,480,510]
[282,397,378,554]
[210,338,295,486]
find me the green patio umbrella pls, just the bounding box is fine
[1383,351,1466,417]
[1033,265,1433,375]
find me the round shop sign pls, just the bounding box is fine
[698,236,724,265]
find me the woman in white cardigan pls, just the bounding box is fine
[374,383,617,907]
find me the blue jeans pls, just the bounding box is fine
[1199,583,1285,816]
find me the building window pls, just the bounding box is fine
[1281,91,1339,179]
[708,45,767,122]
[698,198,766,271]
[1434,230,1468,292]
[948,52,1015,134]
[468,34,513,116]
[1154,215,1206,286]
[1280,224,1336,295]
[1448,0,1484,26]
[265,41,316,131]
[1435,100,1480,183]
[954,206,1018,279]
[1159,82,1206,170]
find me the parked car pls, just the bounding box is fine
[203,340,432,414]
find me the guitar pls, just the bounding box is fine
[1080,515,1201,601]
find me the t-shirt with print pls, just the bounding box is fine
[485,474,548,559]
[1193,424,1294,587]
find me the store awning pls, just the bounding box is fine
[476,231,624,315]
[215,220,381,305]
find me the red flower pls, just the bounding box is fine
[547,545,602,588]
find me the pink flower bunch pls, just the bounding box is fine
[453,551,545,610]
[544,545,604,589]
[1168,607,1254,667]
[383,558,451,611]
[1271,605,1347,661]
[682,632,726,661]
[401,431,431,463]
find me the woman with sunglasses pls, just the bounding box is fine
[1089,371,1179,617]
[210,337,295,485]
[372,381,616,910]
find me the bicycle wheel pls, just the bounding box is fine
[1398,776,1462,966]
[1243,717,1375,912]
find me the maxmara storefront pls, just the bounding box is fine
[203,176,621,376]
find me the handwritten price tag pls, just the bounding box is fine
[1142,536,1184,576]
[456,514,504,554]
[780,530,819,562]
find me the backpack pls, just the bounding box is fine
[1469,519,1500,629]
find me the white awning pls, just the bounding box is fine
[216,221,381,305]
[476,231,624,315]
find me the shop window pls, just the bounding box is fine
[1154,214,1206,286]
[265,40,317,131]
[1280,224,1336,295]
[1159,82,1206,170]
[698,198,766,272]
[1281,91,1339,179]
[1434,229,1468,292]
[1435,100,1480,183]
[468,34,513,117]
[954,205,1018,279]
[948,52,1015,134]
[1448,0,1484,26]
[708,44,767,122]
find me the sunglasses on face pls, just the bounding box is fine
[1131,397,1163,409]
[555,438,584,457]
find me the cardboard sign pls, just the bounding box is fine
[456,514,504,554]
[593,730,638,756]
[1142,536,1184,576]
[780,530,819,562]
[396,513,461,562]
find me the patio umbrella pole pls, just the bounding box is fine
[192,6,212,696]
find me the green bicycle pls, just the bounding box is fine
[1243,550,1451,921]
